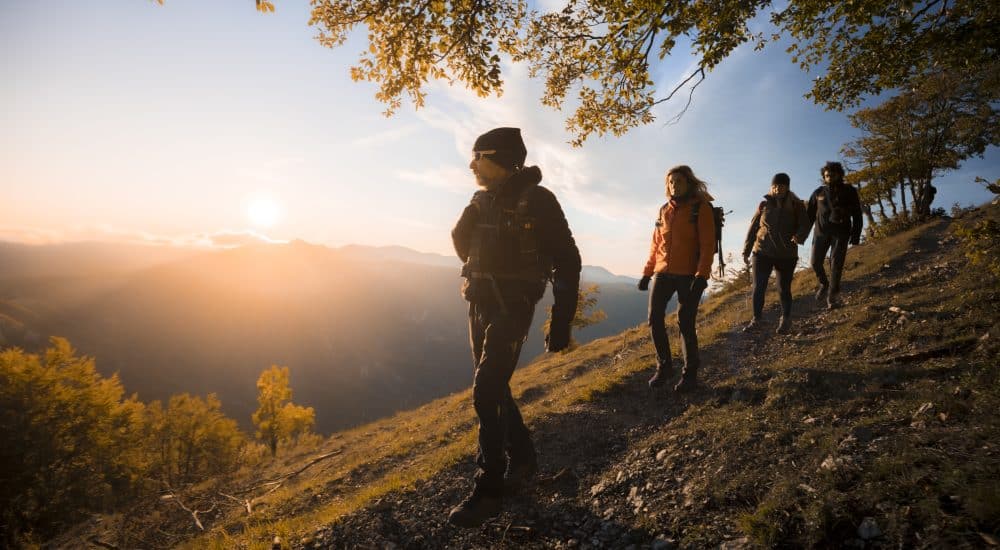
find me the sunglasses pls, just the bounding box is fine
[472,149,497,161]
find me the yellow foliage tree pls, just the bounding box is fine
[542,284,608,351]
[252,365,315,456]
[143,393,245,485]
[0,338,145,543]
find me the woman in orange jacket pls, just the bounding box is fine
[637,165,716,392]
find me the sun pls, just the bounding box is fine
[246,196,281,228]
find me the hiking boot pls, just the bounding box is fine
[673,374,698,393]
[742,319,761,333]
[826,293,842,310]
[648,363,675,388]
[504,458,538,491]
[775,317,792,334]
[815,284,829,301]
[448,488,502,528]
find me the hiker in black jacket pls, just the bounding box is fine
[807,162,863,309]
[449,127,582,528]
[742,173,811,334]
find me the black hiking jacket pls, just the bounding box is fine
[452,166,581,329]
[807,183,864,242]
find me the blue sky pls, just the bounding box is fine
[2,0,997,276]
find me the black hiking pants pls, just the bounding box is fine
[810,232,849,293]
[648,273,705,377]
[752,254,797,319]
[468,299,536,496]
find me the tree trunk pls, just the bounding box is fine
[876,195,888,221]
[885,190,898,217]
[899,181,909,218]
[862,203,877,237]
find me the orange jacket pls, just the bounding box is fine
[642,196,716,279]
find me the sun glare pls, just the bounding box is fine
[246,197,281,228]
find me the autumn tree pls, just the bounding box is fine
[0,338,146,544]
[143,393,245,486]
[842,67,999,226]
[296,0,1000,144]
[543,284,607,350]
[252,365,316,457]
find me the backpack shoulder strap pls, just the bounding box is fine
[689,200,702,225]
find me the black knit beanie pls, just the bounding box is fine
[473,127,527,170]
[771,172,790,187]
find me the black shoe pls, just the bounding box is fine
[827,293,841,310]
[775,317,792,334]
[448,489,502,528]
[815,284,829,301]
[673,375,698,393]
[742,319,761,333]
[504,459,538,491]
[648,364,675,388]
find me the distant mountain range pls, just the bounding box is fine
[0,240,648,432]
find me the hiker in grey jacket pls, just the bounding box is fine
[742,173,811,334]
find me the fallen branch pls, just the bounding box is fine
[219,491,253,514]
[162,490,216,531]
[236,449,342,495]
[221,449,343,516]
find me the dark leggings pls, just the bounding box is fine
[811,232,849,293]
[647,273,705,372]
[752,254,797,319]
[469,300,535,494]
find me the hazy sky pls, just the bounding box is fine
[3,0,997,276]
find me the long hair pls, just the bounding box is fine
[666,165,710,199]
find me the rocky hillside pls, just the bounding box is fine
[62,205,999,549]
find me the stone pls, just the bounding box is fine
[851,426,874,442]
[656,449,669,461]
[857,517,882,540]
[913,402,935,418]
[719,536,751,549]
[590,481,607,497]
[651,534,676,550]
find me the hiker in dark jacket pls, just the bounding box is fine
[638,165,715,392]
[807,161,863,309]
[742,173,811,334]
[449,127,581,528]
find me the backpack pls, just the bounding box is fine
[689,200,727,278]
[461,187,552,306]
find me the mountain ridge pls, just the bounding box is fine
[0,239,646,433]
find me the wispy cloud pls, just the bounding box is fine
[198,230,287,248]
[232,154,308,185]
[396,165,471,195]
[411,61,651,223]
[352,124,419,148]
[0,225,287,249]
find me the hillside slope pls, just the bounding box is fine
[62,207,999,549]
